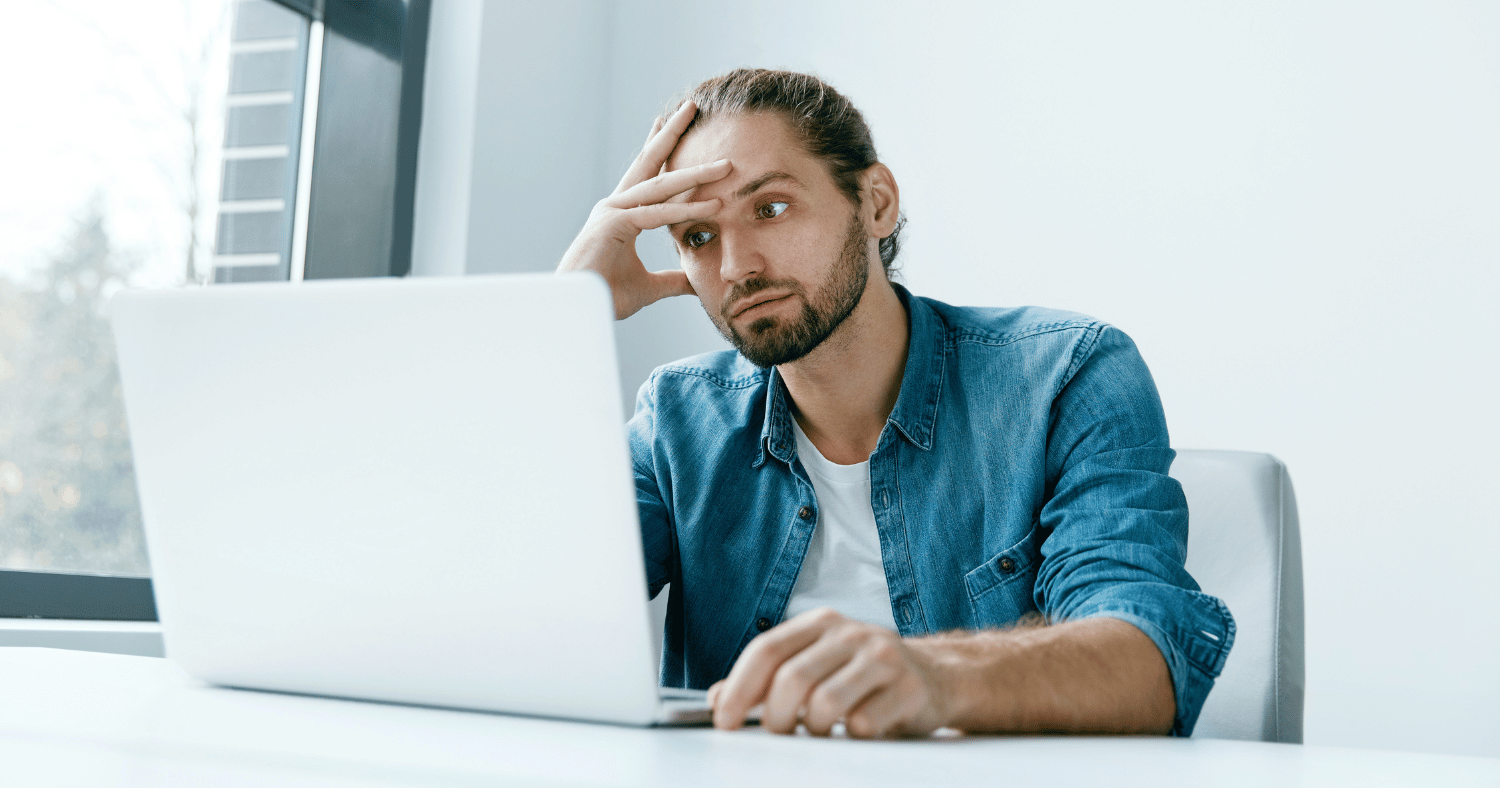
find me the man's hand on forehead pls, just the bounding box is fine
[621,102,719,191]
[556,101,734,320]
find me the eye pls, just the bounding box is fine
[757,201,789,220]
[684,229,717,249]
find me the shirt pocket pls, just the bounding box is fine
[963,526,1041,627]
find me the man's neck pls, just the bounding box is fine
[779,277,909,466]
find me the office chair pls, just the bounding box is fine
[1173,450,1305,743]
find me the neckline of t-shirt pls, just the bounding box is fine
[790,418,870,484]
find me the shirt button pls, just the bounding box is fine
[999,557,1017,574]
[755,617,772,632]
[798,506,813,520]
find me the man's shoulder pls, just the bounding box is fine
[632,350,768,434]
[647,350,768,393]
[913,294,1107,346]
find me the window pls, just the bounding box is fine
[214,0,311,283]
[215,0,428,283]
[0,0,429,618]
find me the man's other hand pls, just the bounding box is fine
[556,100,730,320]
[707,607,952,738]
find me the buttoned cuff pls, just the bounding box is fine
[1071,586,1235,736]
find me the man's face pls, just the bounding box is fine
[664,113,877,367]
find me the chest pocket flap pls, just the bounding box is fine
[963,526,1040,627]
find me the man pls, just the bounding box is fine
[558,69,1233,738]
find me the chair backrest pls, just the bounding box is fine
[1171,450,1305,743]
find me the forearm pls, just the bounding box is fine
[908,617,1175,734]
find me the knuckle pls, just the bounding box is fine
[811,607,841,626]
[741,639,768,662]
[755,635,789,659]
[808,684,844,713]
[836,627,866,649]
[869,638,900,662]
[777,660,813,688]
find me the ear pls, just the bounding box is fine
[860,163,900,239]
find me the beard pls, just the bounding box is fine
[710,212,871,368]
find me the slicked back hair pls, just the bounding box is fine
[663,68,905,276]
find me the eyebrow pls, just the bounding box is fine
[668,171,803,232]
[734,171,800,200]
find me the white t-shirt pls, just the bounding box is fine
[783,419,899,631]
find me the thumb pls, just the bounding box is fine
[649,269,695,299]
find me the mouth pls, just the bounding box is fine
[731,292,793,319]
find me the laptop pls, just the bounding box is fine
[110,272,711,725]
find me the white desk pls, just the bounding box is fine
[2,648,1496,787]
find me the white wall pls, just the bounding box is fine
[409,0,484,278]
[413,1,615,279]
[419,0,1500,758]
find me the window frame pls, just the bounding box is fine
[0,569,157,621]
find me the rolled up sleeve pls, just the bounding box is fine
[1034,326,1235,736]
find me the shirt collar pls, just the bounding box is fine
[753,283,945,468]
[884,283,944,452]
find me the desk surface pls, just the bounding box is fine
[2,648,1496,788]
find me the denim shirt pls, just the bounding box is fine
[628,285,1235,736]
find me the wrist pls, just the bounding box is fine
[906,634,990,729]
[907,630,1028,732]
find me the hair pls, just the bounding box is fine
[663,68,906,277]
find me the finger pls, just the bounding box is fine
[607,159,731,210]
[619,199,721,234]
[615,113,673,193]
[706,680,724,709]
[648,269,695,300]
[616,100,697,192]
[760,631,867,734]
[801,649,897,736]
[714,616,835,731]
[845,682,933,740]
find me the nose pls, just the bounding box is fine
[716,230,762,284]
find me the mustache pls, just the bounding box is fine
[721,277,805,321]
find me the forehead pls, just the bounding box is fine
[665,112,821,184]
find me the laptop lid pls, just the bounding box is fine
[111,273,667,725]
